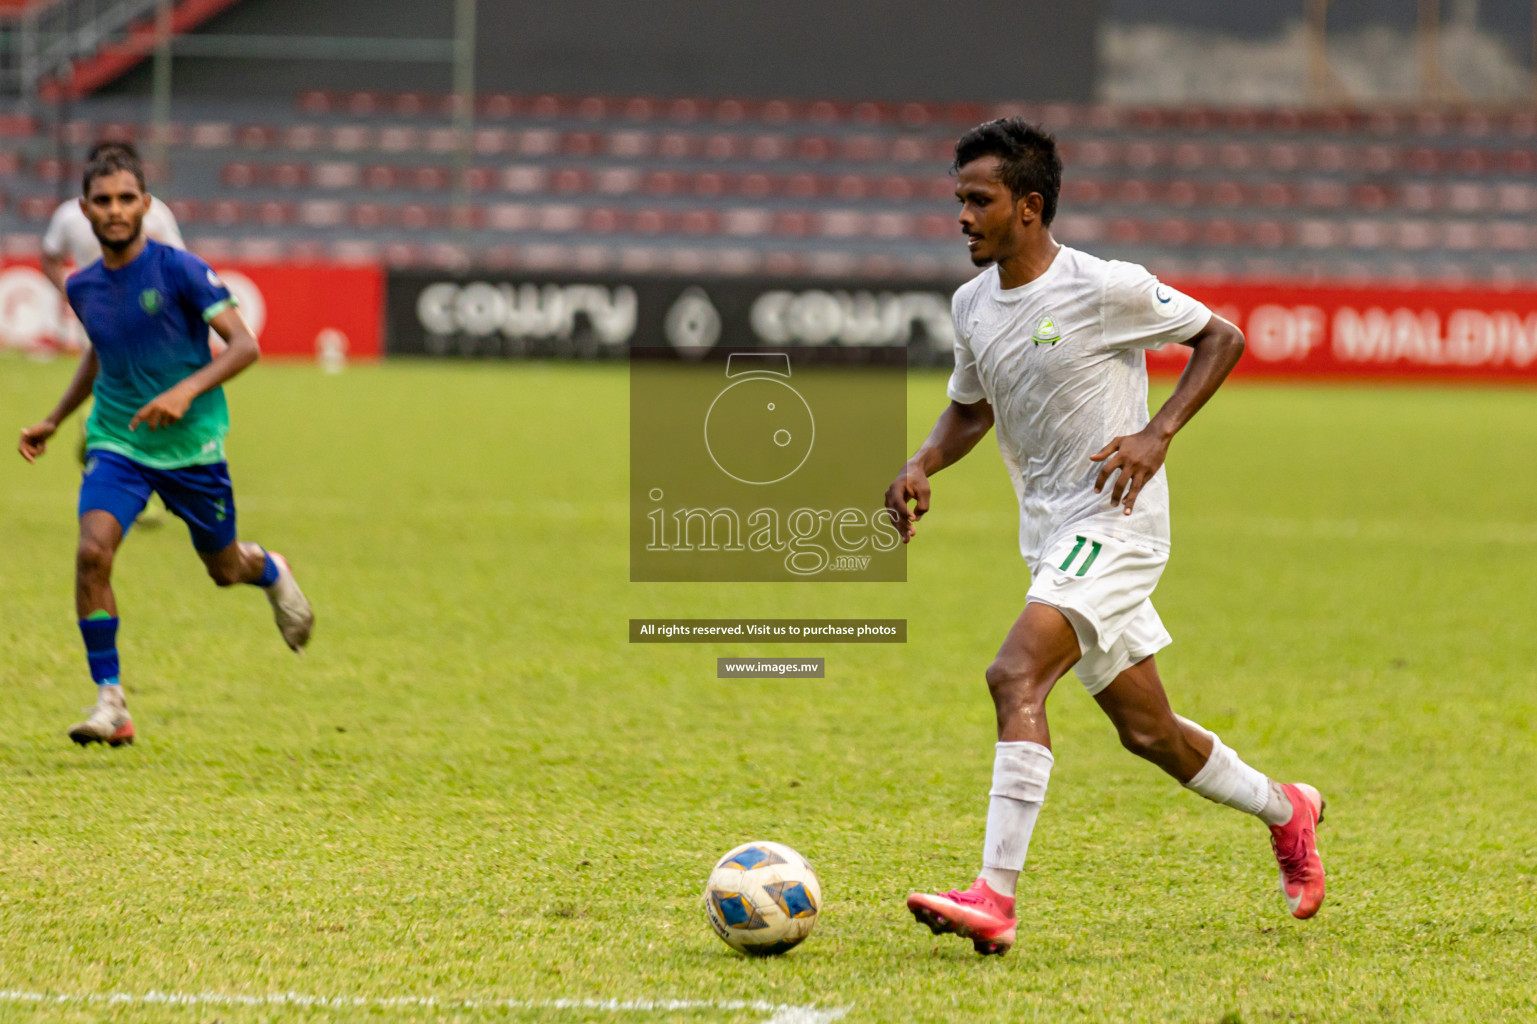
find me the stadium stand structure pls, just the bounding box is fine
[3,91,1537,284]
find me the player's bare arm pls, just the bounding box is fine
[883,398,994,543]
[129,308,259,432]
[18,347,100,463]
[1091,313,1246,514]
[41,250,71,293]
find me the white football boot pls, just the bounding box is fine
[68,687,135,747]
[264,552,315,652]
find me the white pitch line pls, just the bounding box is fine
[0,989,848,1023]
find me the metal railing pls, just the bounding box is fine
[3,0,168,107]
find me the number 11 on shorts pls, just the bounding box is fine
[1059,536,1103,577]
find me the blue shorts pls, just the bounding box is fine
[79,449,237,553]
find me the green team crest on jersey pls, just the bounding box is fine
[139,288,163,315]
[1031,313,1061,344]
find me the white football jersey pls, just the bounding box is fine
[947,246,1211,563]
[41,197,186,269]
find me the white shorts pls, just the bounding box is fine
[1026,529,1172,696]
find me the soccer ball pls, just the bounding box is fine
[704,840,822,956]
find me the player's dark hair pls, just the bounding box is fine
[952,118,1062,226]
[86,139,140,163]
[81,146,146,196]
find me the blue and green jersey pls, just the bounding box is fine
[66,240,239,469]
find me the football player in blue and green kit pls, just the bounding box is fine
[17,147,314,747]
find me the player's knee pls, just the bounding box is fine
[985,658,1051,708]
[1117,719,1179,761]
[75,538,114,579]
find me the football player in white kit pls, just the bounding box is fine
[888,119,1325,956]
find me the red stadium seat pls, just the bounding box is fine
[1443,222,1483,250]
[485,203,529,230]
[378,126,420,153]
[393,93,435,116]
[502,166,548,193]
[296,91,331,115]
[894,137,941,164]
[1251,220,1288,248]
[220,162,259,188]
[237,125,276,150]
[362,165,399,190]
[254,201,295,227]
[1210,182,1246,207]
[1296,220,1341,248]
[680,209,720,235]
[1165,180,1200,207]
[1201,220,1242,246]
[576,96,611,121]
[313,161,361,189]
[208,200,245,226]
[817,210,866,237]
[631,208,671,235]
[270,162,310,188]
[1345,220,1387,249]
[473,129,512,154]
[563,131,602,157]
[643,170,686,195]
[236,237,286,264]
[411,166,453,191]
[299,200,346,228]
[1495,184,1533,214]
[795,135,834,161]
[19,195,54,220]
[351,203,391,229]
[399,204,439,230]
[1396,221,1439,250]
[703,134,741,160]
[551,168,592,193]
[869,212,915,238]
[283,125,324,151]
[596,167,641,194]
[516,129,560,156]
[1351,183,1391,210]
[656,133,696,159]
[345,91,384,116]
[604,130,650,158]
[1155,218,1195,246]
[329,125,373,152]
[781,173,817,199]
[1446,183,1487,212]
[693,171,731,196]
[479,95,521,119]
[1489,222,1531,250]
[583,208,625,234]
[190,122,234,148]
[1300,180,1348,208]
[841,135,886,161]
[724,208,772,236]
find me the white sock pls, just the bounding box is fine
[97,682,124,707]
[980,741,1054,898]
[1178,716,1292,825]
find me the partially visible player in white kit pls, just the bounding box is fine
[887,118,1325,956]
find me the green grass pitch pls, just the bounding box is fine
[1,354,1534,1023]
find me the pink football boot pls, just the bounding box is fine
[1270,782,1326,919]
[907,878,1017,955]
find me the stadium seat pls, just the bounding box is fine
[313,161,361,189]
[502,166,548,193]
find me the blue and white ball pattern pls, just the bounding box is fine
[704,841,822,956]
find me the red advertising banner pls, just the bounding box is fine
[1155,282,1537,381]
[0,261,383,360]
